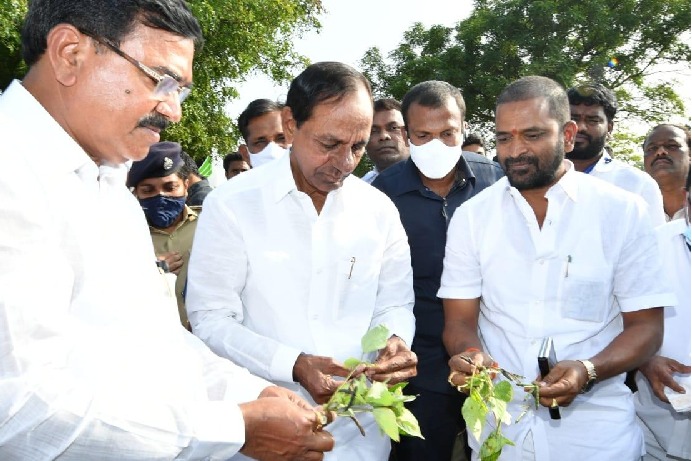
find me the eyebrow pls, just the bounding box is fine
[151,65,190,86]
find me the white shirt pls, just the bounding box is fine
[0,80,270,460]
[438,161,675,461]
[361,168,379,184]
[635,218,690,459]
[186,152,415,460]
[589,152,666,227]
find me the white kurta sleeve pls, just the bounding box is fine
[186,191,303,384]
[368,202,416,345]
[437,202,482,300]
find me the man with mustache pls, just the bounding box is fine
[362,98,409,184]
[0,0,335,459]
[643,123,691,220]
[567,83,665,226]
[186,62,417,461]
[443,76,673,460]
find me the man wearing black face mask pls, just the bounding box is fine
[128,141,198,329]
[567,83,664,227]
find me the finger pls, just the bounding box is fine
[660,374,686,394]
[366,354,416,375]
[369,367,417,384]
[304,430,335,452]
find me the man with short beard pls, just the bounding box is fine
[442,76,673,460]
[567,83,665,226]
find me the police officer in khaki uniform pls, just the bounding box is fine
[128,142,199,328]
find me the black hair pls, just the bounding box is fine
[179,150,202,178]
[401,81,466,127]
[237,99,284,141]
[462,132,485,149]
[567,83,618,123]
[497,76,570,126]
[223,151,244,172]
[285,61,372,128]
[22,0,203,67]
[374,98,401,113]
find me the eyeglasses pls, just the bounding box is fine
[80,30,191,103]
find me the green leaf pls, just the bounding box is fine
[361,325,390,353]
[373,407,400,442]
[396,408,424,439]
[487,396,511,426]
[493,380,513,403]
[366,381,395,407]
[462,392,488,442]
[343,357,361,369]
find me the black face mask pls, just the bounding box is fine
[139,194,186,228]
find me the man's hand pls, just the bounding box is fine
[535,360,589,408]
[447,349,494,391]
[293,354,350,404]
[157,251,183,275]
[639,355,691,403]
[239,395,334,461]
[365,335,417,384]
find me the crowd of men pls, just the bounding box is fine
[0,1,689,461]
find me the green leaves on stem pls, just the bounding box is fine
[323,325,424,442]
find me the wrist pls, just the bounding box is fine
[292,353,308,383]
[577,359,598,393]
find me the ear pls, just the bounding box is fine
[563,120,578,152]
[238,144,250,165]
[282,105,297,140]
[607,120,614,134]
[46,24,89,87]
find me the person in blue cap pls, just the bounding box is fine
[128,141,199,328]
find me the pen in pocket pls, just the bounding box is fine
[348,256,356,279]
[564,255,572,278]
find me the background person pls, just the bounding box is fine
[362,98,409,183]
[237,98,291,168]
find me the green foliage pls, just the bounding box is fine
[324,326,423,442]
[360,0,690,162]
[0,0,323,160]
[457,361,540,461]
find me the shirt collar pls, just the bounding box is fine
[590,150,614,173]
[506,159,579,202]
[3,80,95,177]
[272,149,299,203]
[388,154,477,196]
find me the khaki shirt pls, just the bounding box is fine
[150,205,198,328]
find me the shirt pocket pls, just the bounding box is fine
[333,255,378,322]
[561,277,610,322]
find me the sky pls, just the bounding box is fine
[224,0,476,120]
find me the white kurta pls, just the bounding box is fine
[588,152,666,227]
[0,80,270,460]
[186,152,415,461]
[438,161,675,461]
[635,218,691,460]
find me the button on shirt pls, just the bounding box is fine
[0,80,269,460]
[186,152,415,460]
[372,153,504,394]
[438,161,675,461]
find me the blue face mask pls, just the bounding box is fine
[139,194,186,228]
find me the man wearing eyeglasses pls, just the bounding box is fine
[0,1,334,460]
[567,83,665,227]
[362,98,410,184]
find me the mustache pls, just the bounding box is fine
[137,113,170,131]
[504,154,539,168]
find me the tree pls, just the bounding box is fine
[360,0,690,161]
[0,0,324,161]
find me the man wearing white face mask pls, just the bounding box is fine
[237,98,291,168]
[372,80,503,461]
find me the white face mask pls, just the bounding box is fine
[409,138,462,179]
[249,142,288,168]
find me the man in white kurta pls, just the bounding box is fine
[186,62,416,461]
[635,206,691,460]
[0,80,271,459]
[441,76,674,461]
